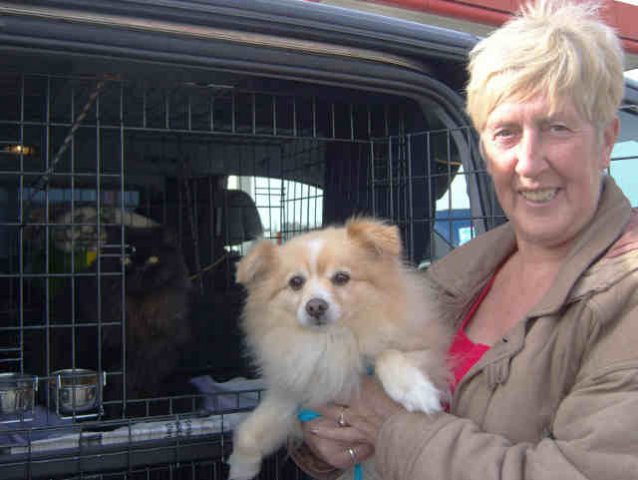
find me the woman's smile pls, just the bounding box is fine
[519,187,560,204]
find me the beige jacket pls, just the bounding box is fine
[376,177,638,480]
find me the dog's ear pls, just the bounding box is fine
[346,217,402,258]
[236,240,277,286]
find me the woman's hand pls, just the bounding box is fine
[301,376,404,469]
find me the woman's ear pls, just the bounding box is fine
[600,117,620,170]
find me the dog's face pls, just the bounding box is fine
[237,218,405,334]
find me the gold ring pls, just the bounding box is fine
[337,407,348,427]
[346,446,357,465]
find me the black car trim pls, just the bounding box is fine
[0,2,428,72]
[18,0,479,61]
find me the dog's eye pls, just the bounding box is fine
[289,275,305,291]
[332,272,350,286]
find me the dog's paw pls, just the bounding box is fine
[376,350,443,414]
[227,451,262,480]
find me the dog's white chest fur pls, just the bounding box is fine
[260,326,363,406]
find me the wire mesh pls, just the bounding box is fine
[0,71,475,478]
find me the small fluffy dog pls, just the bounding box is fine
[228,218,451,479]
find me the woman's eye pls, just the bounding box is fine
[122,257,132,266]
[332,272,350,286]
[146,256,160,265]
[289,275,305,291]
[494,128,514,139]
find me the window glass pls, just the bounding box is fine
[610,108,638,207]
[228,175,323,251]
[435,165,474,249]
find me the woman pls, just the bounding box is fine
[294,0,638,478]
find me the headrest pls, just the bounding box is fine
[215,190,263,246]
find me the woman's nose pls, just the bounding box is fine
[514,129,546,177]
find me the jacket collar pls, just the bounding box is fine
[428,176,632,320]
[531,176,631,316]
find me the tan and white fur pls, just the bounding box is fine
[228,218,451,480]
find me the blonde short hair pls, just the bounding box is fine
[466,0,624,133]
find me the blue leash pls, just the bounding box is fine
[297,408,323,423]
[298,409,363,480]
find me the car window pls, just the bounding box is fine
[610,106,638,207]
[435,165,474,248]
[227,175,323,252]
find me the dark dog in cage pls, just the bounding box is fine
[228,217,452,480]
[47,226,193,407]
[97,227,192,402]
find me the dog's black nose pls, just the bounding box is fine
[306,298,329,319]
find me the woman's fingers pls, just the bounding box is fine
[339,443,374,469]
[309,410,382,444]
[298,379,404,470]
[300,414,368,448]
[312,404,349,424]
[300,408,376,468]
[310,421,368,443]
[302,423,375,468]
[311,400,386,441]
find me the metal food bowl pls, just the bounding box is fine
[49,369,105,415]
[0,373,37,416]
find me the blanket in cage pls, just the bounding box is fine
[5,411,247,454]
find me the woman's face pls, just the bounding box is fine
[482,96,619,249]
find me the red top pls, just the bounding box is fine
[447,275,494,392]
